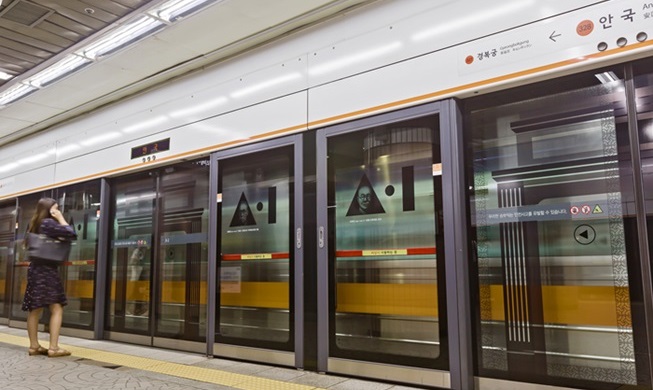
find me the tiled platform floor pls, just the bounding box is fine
[0,325,429,390]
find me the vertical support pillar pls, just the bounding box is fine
[624,64,653,386]
[93,178,110,339]
[441,99,475,390]
[206,154,219,357]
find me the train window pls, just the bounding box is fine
[465,66,648,388]
[326,117,447,368]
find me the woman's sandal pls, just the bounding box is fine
[28,346,48,356]
[47,348,71,358]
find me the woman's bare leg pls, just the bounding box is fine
[27,308,43,349]
[48,303,63,350]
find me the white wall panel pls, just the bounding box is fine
[0,164,55,197]
[53,92,308,184]
[0,141,57,181]
[54,141,145,184]
[309,0,651,125]
[305,0,604,87]
[180,89,309,144]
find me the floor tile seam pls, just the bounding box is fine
[0,332,325,390]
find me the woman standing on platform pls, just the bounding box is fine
[22,197,77,357]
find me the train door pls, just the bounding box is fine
[316,103,453,386]
[212,136,302,366]
[106,158,210,351]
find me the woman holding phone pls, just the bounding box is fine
[22,197,77,357]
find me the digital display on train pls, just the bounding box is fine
[130,138,170,159]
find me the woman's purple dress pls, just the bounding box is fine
[21,218,77,311]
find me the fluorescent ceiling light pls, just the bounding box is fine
[122,115,168,133]
[595,71,620,84]
[412,1,535,41]
[28,55,91,87]
[309,41,402,76]
[0,83,37,105]
[79,132,122,146]
[0,0,219,109]
[169,96,228,118]
[81,15,163,60]
[230,72,302,98]
[150,0,217,22]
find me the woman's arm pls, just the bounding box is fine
[40,218,77,240]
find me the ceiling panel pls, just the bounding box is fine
[0,0,153,83]
[0,112,38,137]
[0,0,376,146]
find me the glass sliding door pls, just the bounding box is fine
[156,161,209,340]
[11,192,49,322]
[465,65,650,389]
[215,143,296,353]
[10,187,98,329]
[108,172,155,335]
[54,181,101,329]
[107,159,209,346]
[317,104,450,384]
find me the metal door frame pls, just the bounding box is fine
[315,99,473,389]
[104,167,208,354]
[0,198,17,325]
[208,134,304,367]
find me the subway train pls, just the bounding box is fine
[1,1,653,389]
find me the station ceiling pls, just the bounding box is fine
[0,0,374,147]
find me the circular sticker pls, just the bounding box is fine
[574,224,596,245]
[577,19,594,36]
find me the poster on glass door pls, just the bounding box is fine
[335,154,436,254]
[220,155,290,258]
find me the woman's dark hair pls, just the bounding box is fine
[27,197,57,234]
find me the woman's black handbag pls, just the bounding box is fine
[26,233,72,263]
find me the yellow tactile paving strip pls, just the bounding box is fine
[0,333,323,390]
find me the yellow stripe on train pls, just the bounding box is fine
[41,280,632,327]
